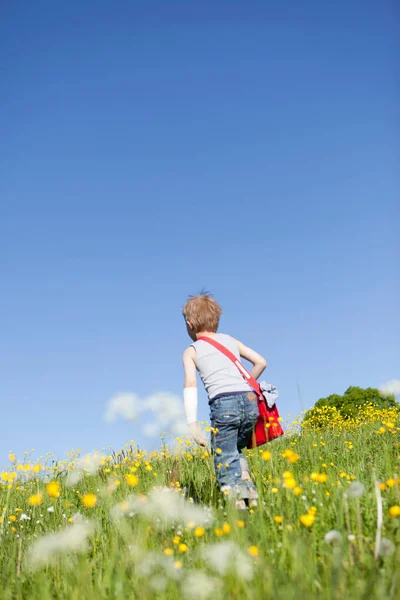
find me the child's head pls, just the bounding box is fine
[182,292,222,340]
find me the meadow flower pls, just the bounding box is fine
[324,530,342,544]
[347,481,365,498]
[248,545,259,557]
[261,450,272,461]
[81,493,97,508]
[113,488,213,529]
[47,506,54,513]
[222,523,231,534]
[203,541,253,580]
[46,481,60,498]
[378,538,395,557]
[181,572,221,600]
[300,514,315,527]
[27,521,94,568]
[125,474,139,487]
[194,527,205,537]
[388,505,400,518]
[274,516,283,524]
[178,543,188,553]
[163,548,174,556]
[67,452,102,486]
[20,513,30,521]
[28,494,43,506]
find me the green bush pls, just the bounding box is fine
[303,386,398,423]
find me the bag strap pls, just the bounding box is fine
[197,336,263,399]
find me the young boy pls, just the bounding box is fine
[182,292,267,508]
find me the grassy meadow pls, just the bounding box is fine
[1,406,400,600]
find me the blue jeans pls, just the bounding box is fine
[210,392,259,500]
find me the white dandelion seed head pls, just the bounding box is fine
[347,481,365,499]
[27,521,94,569]
[202,541,253,581]
[66,451,103,486]
[324,530,343,544]
[379,538,395,557]
[181,572,221,600]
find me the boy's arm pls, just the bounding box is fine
[233,339,267,380]
[182,347,206,446]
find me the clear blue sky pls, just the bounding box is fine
[1,0,398,464]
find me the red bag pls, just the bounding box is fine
[198,336,284,448]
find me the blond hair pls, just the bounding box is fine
[182,292,222,333]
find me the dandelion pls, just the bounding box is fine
[378,538,395,557]
[222,523,231,534]
[203,541,253,580]
[125,474,139,487]
[215,528,223,536]
[174,560,182,569]
[271,487,279,494]
[28,494,43,507]
[181,572,221,600]
[284,478,296,489]
[300,514,315,527]
[194,527,205,537]
[294,486,303,495]
[163,548,173,556]
[274,516,283,524]
[178,543,188,553]
[347,481,365,498]
[27,521,94,568]
[8,453,16,462]
[261,450,272,461]
[389,505,400,518]
[81,493,97,508]
[236,520,245,528]
[46,481,60,498]
[9,515,17,522]
[248,545,259,557]
[324,530,342,544]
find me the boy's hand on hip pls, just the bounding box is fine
[189,423,207,447]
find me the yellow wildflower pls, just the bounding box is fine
[248,546,259,557]
[262,450,272,461]
[389,505,400,518]
[222,523,231,534]
[46,481,60,498]
[194,527,205,537]
[28,494,43,506]
[300,514,315,527]
[81,493,97,508]
[125,474,139,487]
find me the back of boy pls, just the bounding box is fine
[182,292,267,508]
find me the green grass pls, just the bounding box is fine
[1,422,399,600]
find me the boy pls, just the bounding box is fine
[182,292,267,508]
